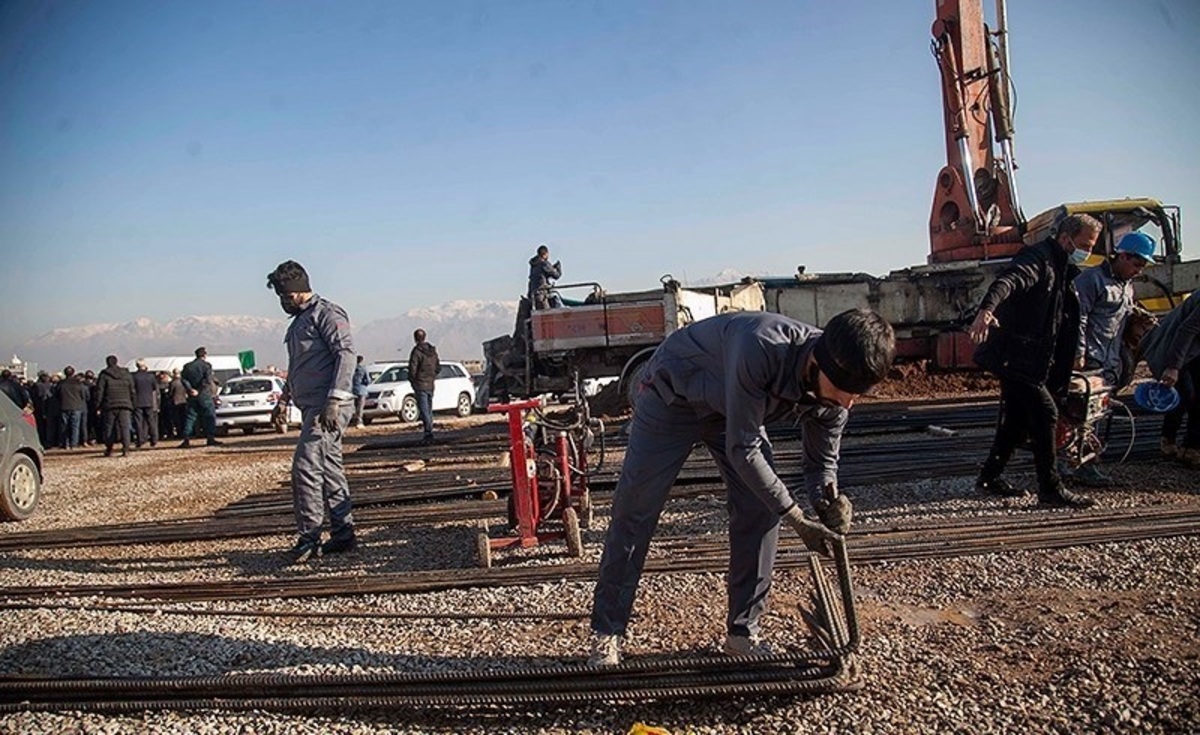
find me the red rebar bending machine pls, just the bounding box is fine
[476,397,604,568]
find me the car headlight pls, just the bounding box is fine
[380,390,394,398]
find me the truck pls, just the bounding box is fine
[478,278,765,406]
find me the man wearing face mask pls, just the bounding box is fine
[587,308,895,667]
[268,260,359,564]
[968,213,1103,509]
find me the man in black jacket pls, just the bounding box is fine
[969,213,1101,508]
[179,347,220,448]
[408,329,440,444]
[57,366,89,450]
[131,360,160,448]
[96,355,136,457]
[527,244,563,310]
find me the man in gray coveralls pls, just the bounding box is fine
[268,260,359,564]
[588,308,895,666]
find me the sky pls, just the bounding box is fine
[2,0,1198,348]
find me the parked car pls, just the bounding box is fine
[0,393,43,521]
[362,362,476,425]
[214,375,301,435]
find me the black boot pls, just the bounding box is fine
[976,475,1027,497]
[1038,482,1096,509]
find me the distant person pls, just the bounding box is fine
[82,370,98,445]
[131,359,161,448]
[408,329,440,444]
[1138,293,1200,468]
[1065,231,1154,486]
[30,372,55,445]
[56,366,88,450]
[0,369,30,412]
[268,259,358,563]
[527,243,563,310]
[586,309,893,667]
[168,368,188,439]
[968,213,1101,508]
[179,347,221,448]
[350,355,370,428]
[96,355,136,457]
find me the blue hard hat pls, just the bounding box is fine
[1115,232,1156,262]
[1134,381,1180,412]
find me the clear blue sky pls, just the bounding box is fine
[2,0,1198,346]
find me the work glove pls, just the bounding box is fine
[781,505,840,557]
[814,484,853,535]
[319,399,343,433]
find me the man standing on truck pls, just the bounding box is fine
[527,243,563,310]
[179,347,220,448]
[408,329,439,444]
[969,213,1101,508]
[268,259,359,564]
[587,308,895,666]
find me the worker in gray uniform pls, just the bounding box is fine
[268,260,359,564]
[588,308,895,666]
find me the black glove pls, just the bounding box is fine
[814,484,852,534]
[319,399,342,432]
[781,505,839,557]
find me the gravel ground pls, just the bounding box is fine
[1,413,1198,734]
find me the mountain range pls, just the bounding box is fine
[10,300,520,373]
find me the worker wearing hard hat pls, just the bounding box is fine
[1063,231,1156,486]
[588,309,895,667]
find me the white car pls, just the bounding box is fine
[362,362,475,425]
[214,375,301,435]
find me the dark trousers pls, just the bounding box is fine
[591,388,780,639]
[59,410,83,448]
[1161,359,1200,449]
[172,404,188,438]
[102,408,132,452]
[183,395,216,440]
[135,407,159,446]
[415,389,434,439]
[980,377,1060,492]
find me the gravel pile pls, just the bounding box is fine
[1,416,1197,733]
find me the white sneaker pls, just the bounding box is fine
[587,633,623,667]
[723,634,775,658]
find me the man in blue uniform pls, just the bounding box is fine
[588,308,895,666]
[268,260,359,564]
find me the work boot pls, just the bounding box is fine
[723,634,776,658]
[287,537,322,565]
[1160,437,1178,459]
[1072,463,1112,488]
[1038,483,1096,509]
[976,475,1027,498]
[321,532,358,555]
[1175,447,1200,469]
[587,633,623,667]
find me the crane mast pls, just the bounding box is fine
[929,0,1026,263]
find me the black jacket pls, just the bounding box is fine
[408,342,440,393]
[527,255,562,301]
[0,378,29,409]
[96,366,136,411]
[181,359,214,398]
[974,239,1080,391]
[132,370,160,409]
[57,376,89,412]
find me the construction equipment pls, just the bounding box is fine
[476,393,605,568]
[1056,372,1116,470]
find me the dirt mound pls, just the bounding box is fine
[868,361,999,402]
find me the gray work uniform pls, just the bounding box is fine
[1074,261,1135,386]
[284,294,358,543]
[591,311,847,639]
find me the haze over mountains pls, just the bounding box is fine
[10,300,519,373]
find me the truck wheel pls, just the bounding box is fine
[456,392,473,417]
[399,396,419,423]
[563,507,583,558]
[1,453,40,521]
[624,360,650,408]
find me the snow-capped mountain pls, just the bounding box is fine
[13,302,519,373]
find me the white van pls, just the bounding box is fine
[126,355,247,387]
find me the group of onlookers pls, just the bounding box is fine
[0,348,220,457]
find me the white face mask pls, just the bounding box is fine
[1069,247,1090,265]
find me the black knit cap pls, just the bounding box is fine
[267,260,311,294]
